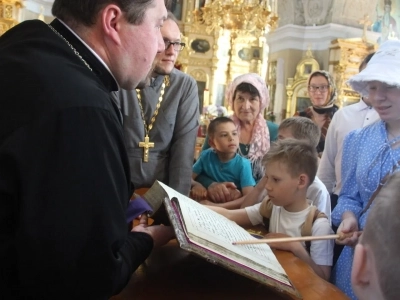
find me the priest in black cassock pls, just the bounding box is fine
[0,0,174,299]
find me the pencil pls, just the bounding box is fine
[232,232,362,245]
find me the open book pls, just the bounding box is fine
[142,181,302,299]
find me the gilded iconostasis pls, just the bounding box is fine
[2,0,398,122]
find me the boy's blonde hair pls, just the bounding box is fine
[262,138,318,187]
[279,117,321,148]
[360,171,400,299]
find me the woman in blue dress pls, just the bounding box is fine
[331,40,400,299]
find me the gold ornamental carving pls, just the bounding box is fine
[0,0,23,36]
[193,0,278,36]
[189,69,208,82]
[186,58,214,67]
[285,48,320,118]
[329,38,377,107]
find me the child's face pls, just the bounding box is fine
[278,128,294,140]
[263,161,299,207]
[210,122,239,154]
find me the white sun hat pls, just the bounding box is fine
[347,40,400,96]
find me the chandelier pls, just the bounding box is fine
[193,0,278,37]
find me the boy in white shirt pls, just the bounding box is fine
[209,139,334,280]
[241,117,331,223]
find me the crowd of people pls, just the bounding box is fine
[0,0,399,298]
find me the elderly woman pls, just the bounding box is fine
[193,73,276,203]
[295,70,338,155]
[331,40,400,299]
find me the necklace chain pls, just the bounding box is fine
[238,143,249,158]
[136,76,169,137]
[48,24,93,72]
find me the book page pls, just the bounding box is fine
[158,182,289,284]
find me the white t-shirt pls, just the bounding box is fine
[249,176,331,224]
[245,203,334,266]
[307,176,331,224]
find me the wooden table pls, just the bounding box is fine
[112,240,348,300]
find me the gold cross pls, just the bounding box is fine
[139,135,154,162]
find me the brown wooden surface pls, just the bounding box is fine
[111,239,348,300]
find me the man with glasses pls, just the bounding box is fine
[114,11,199,197]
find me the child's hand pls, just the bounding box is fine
[199,199,214,206]
[264,233,301,252]
[207,182,237,203]
[229,188,242,201]
[336,211,359,247]
[191,184,207,201]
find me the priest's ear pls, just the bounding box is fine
[100,4,124,45]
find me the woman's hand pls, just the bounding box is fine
[207,182,238,203]
[336,211,359,247]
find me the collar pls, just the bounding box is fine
[151,68,177,88]
[50,19,119,92]
[312,105,338,115]
[151,75,165,88]
[352,98,373,112]
[359,98,373,109]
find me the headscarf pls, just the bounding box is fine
[308,70,337,114]
[226,73,270,163]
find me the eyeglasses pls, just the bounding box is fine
[308,85,329,93]
[164,40,185,51]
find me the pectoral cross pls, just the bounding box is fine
[139,135,154,162]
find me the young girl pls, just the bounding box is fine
[331,40,400,299]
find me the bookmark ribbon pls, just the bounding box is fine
[126,197,152,223]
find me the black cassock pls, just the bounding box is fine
[0,19,153,299]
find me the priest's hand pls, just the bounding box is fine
[132,215,175,247]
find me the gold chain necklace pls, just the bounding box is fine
[136,76,169,162]
[48,24,93,72]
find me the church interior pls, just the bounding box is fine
[2,0,395,123]
[3,1,400,299]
